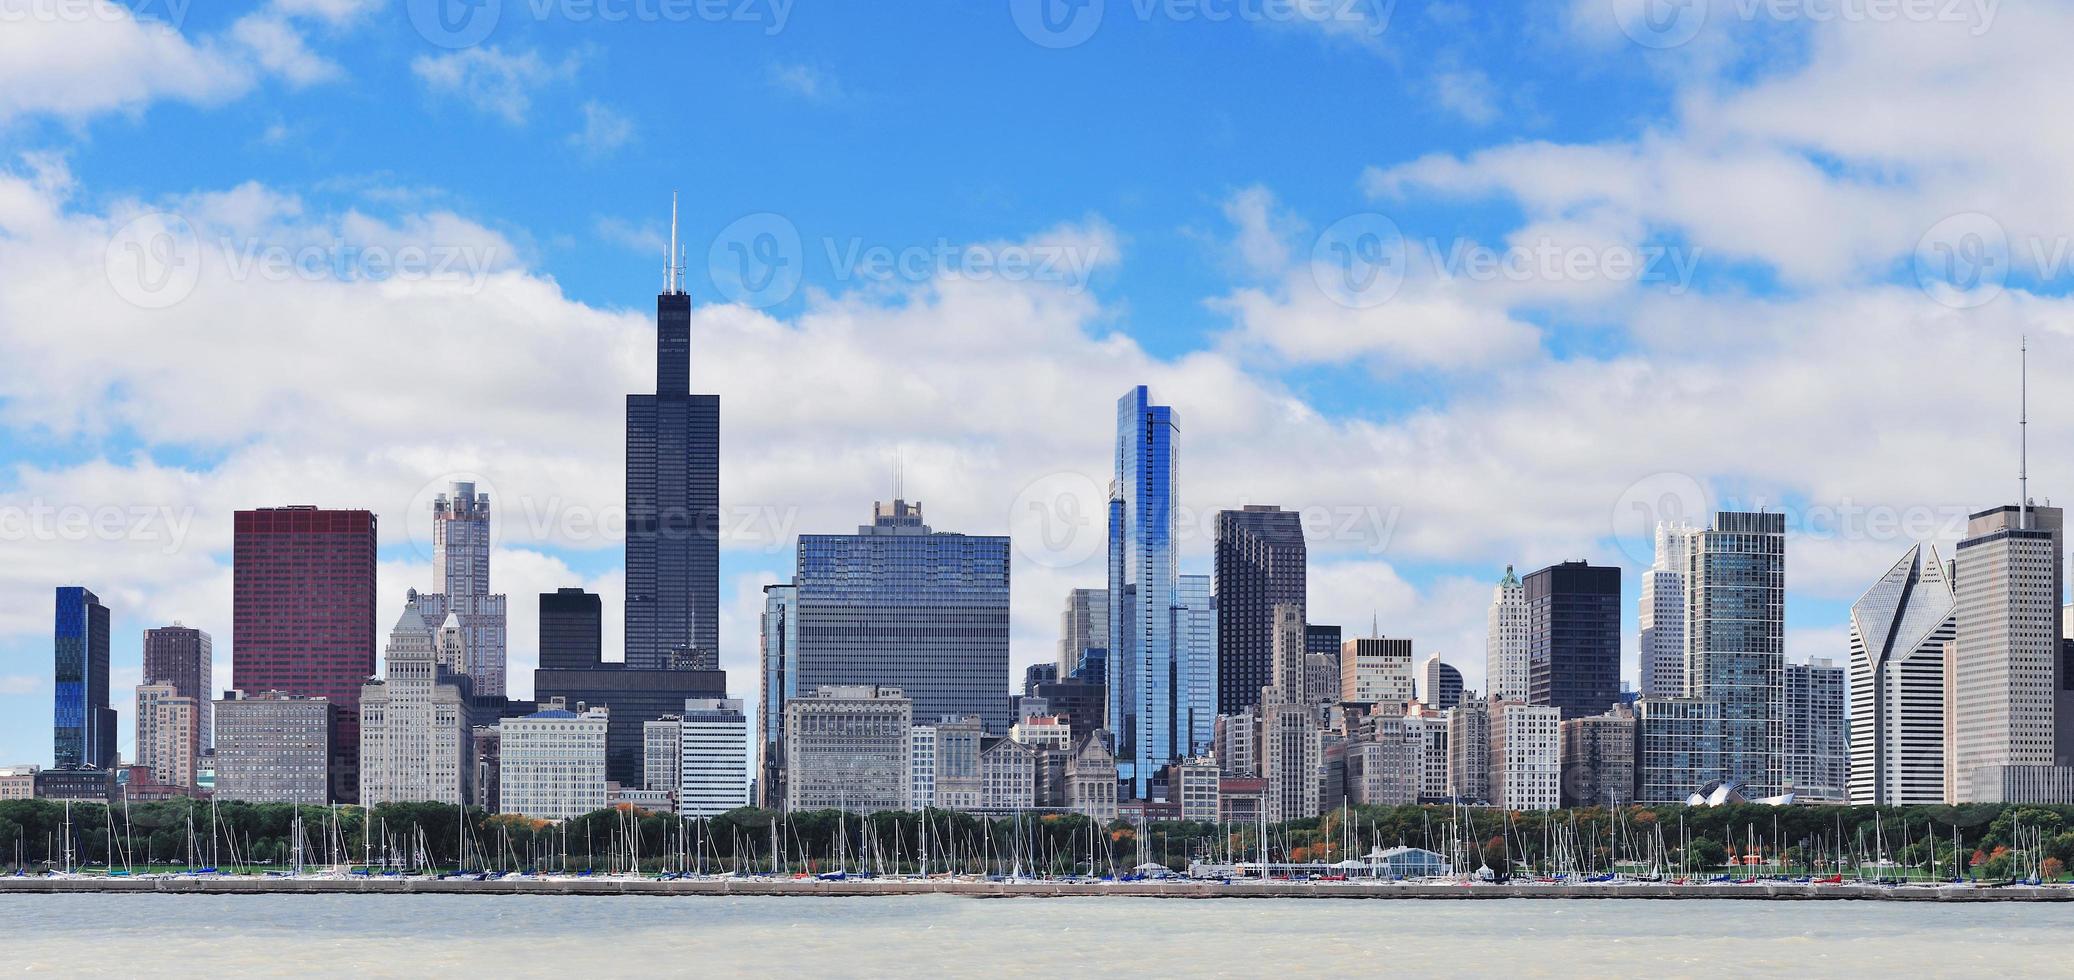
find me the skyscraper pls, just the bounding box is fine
[1847,544,1955,805]
[625,213,721,671]
[1259,604,1321,823]
[1638,522,1695,697]
[678,698,749,817]
[1484,566,1529,701]
[757,582,797,808]
[52,587,115,770]
[787,499,1011,731]
[1420,654,1463,710]
[134,682,199,788]
[1685,511,1786,797]
[358,592,471,806]
[1782,658,1847,803]
[1950,503,2069,802]
[232,506,378,802]
[142,624,212,749]
[1213,505,1306,715]
[419,482,508,698]
[1109,385,1179,797]
[1525,560,1622,719]
[1176,573,1217,757]
[538,588,602,670]
[1057,587,1108,679]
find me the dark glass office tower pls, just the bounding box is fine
[53,587,115,769]
[539,588,603,670]
[1525,561,1623,719]
[625,282,720,670]
[1214,505,1307,715]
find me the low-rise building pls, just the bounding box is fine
[980,737,1037,811]
[1175,757,1220,823]
[1065,730,1118,822]
[1010,715,1073,752]
[679,698,748,817]
[500,700,609,820]
[1560,706,1637,807]
[0,764,39,800]
[213,691,330,804]
[783,685,911,813]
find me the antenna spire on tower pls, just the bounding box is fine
[664,191,682,295]
[2021,335,2031,529]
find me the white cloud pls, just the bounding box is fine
[0,676,40,696]
[768,63,843,102]
[412,47,580,125]
[1433,68,1498,125]
[0,0,250,122]
[230,12,341,87]
[568,101,634,157]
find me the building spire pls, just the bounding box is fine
[2022,335,2031,530]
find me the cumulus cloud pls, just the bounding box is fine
[412,47,582,124]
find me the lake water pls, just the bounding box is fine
[0,894,2060,977]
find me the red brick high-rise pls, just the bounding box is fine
[232,506,377,802]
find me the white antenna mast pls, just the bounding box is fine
[2021,335,2030,530]
[664,191,682,294]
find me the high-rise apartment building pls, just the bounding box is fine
[1421,654,1463,710]
[1109,385,1180,797]
[781,500,1010,734]
[212,691,330,804]
[1635,696,1723,803]
[53,587,115,770]
[1638,522,1695,697]
[1685,511,1786,797]
[419,483,508,698]
[1259,604,1322,824]
[1214,505,1306,716]
[678,698,748,817]
[1950,503,2070,802]
[500,700,610,820]
[233,506,377,802]
[782,685,912,813]
[1485,567,1529,702]
[1525,561,1622,719]
[1849,543,1955,805]
[359,593,472,806]
[1487,699,1561,810]
[1176,573,1217,756]
[142,624,213,749]
[1559,706,1636,807]
[134,682,199,788]
[625,253,721,670]
[1783,658,1847,803]
[644,716,682,793]
[1446,695,1491,804]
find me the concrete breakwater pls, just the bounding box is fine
[2,877,2069,901]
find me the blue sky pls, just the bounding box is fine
[0,0,2068,764]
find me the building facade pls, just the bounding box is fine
[359,595,471,806]
[1110,385,1181,797]
[500,701,610,820]
[1214,505,1307,716]
[1950,504,2070,802]
[212,691,330,804]
[782,685,912,812]
[1420,654,1463,710]
[53,586,115,770]
[142,624,213,750]
[1485,567,1529,702]
[1176,573,1217,756]
[1783,658,1848,803]
[1848,544,1955,805]
[1639,522,1695,697]
[539,588,603,670]
[232,506,377,802]
[1685,511,1786,797]
[1340,636,1416,710]
[1260,605,1322,824]
[679,698,749,817]
[1065,731,1119,821]
[625,278,722,670]
[1488,700,1561,810]
[419,482,508,699]
[644,716,682,793]
[1446,695,1491,804]
[1057,588,1109,679]
[134,682,199,789]
[1524,561,1622,719]
[533,664,728,788]
[1559,706,1636,807]
[1635,697,1723,803]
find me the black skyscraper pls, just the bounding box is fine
[539,588,603,670]
[1214,505,1307,714]
[625,255,720,669]
[1525,561,1623,719]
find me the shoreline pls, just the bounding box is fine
[2,877,2068,901]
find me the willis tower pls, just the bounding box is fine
[625,196,720,669]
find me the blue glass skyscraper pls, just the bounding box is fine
[1176,573,1217,758]
[53,586,116,769]
[1108,385,1179,798]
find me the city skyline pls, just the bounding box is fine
[5,3,2074,770]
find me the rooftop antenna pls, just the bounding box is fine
[2021,335,2031,530]
[1371,611,1379,639]
[893,447,904,502]
[664,191,682,295]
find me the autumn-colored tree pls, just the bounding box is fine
[2043,857,2065,880]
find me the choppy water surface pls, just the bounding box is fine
[1,894,2061,977]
